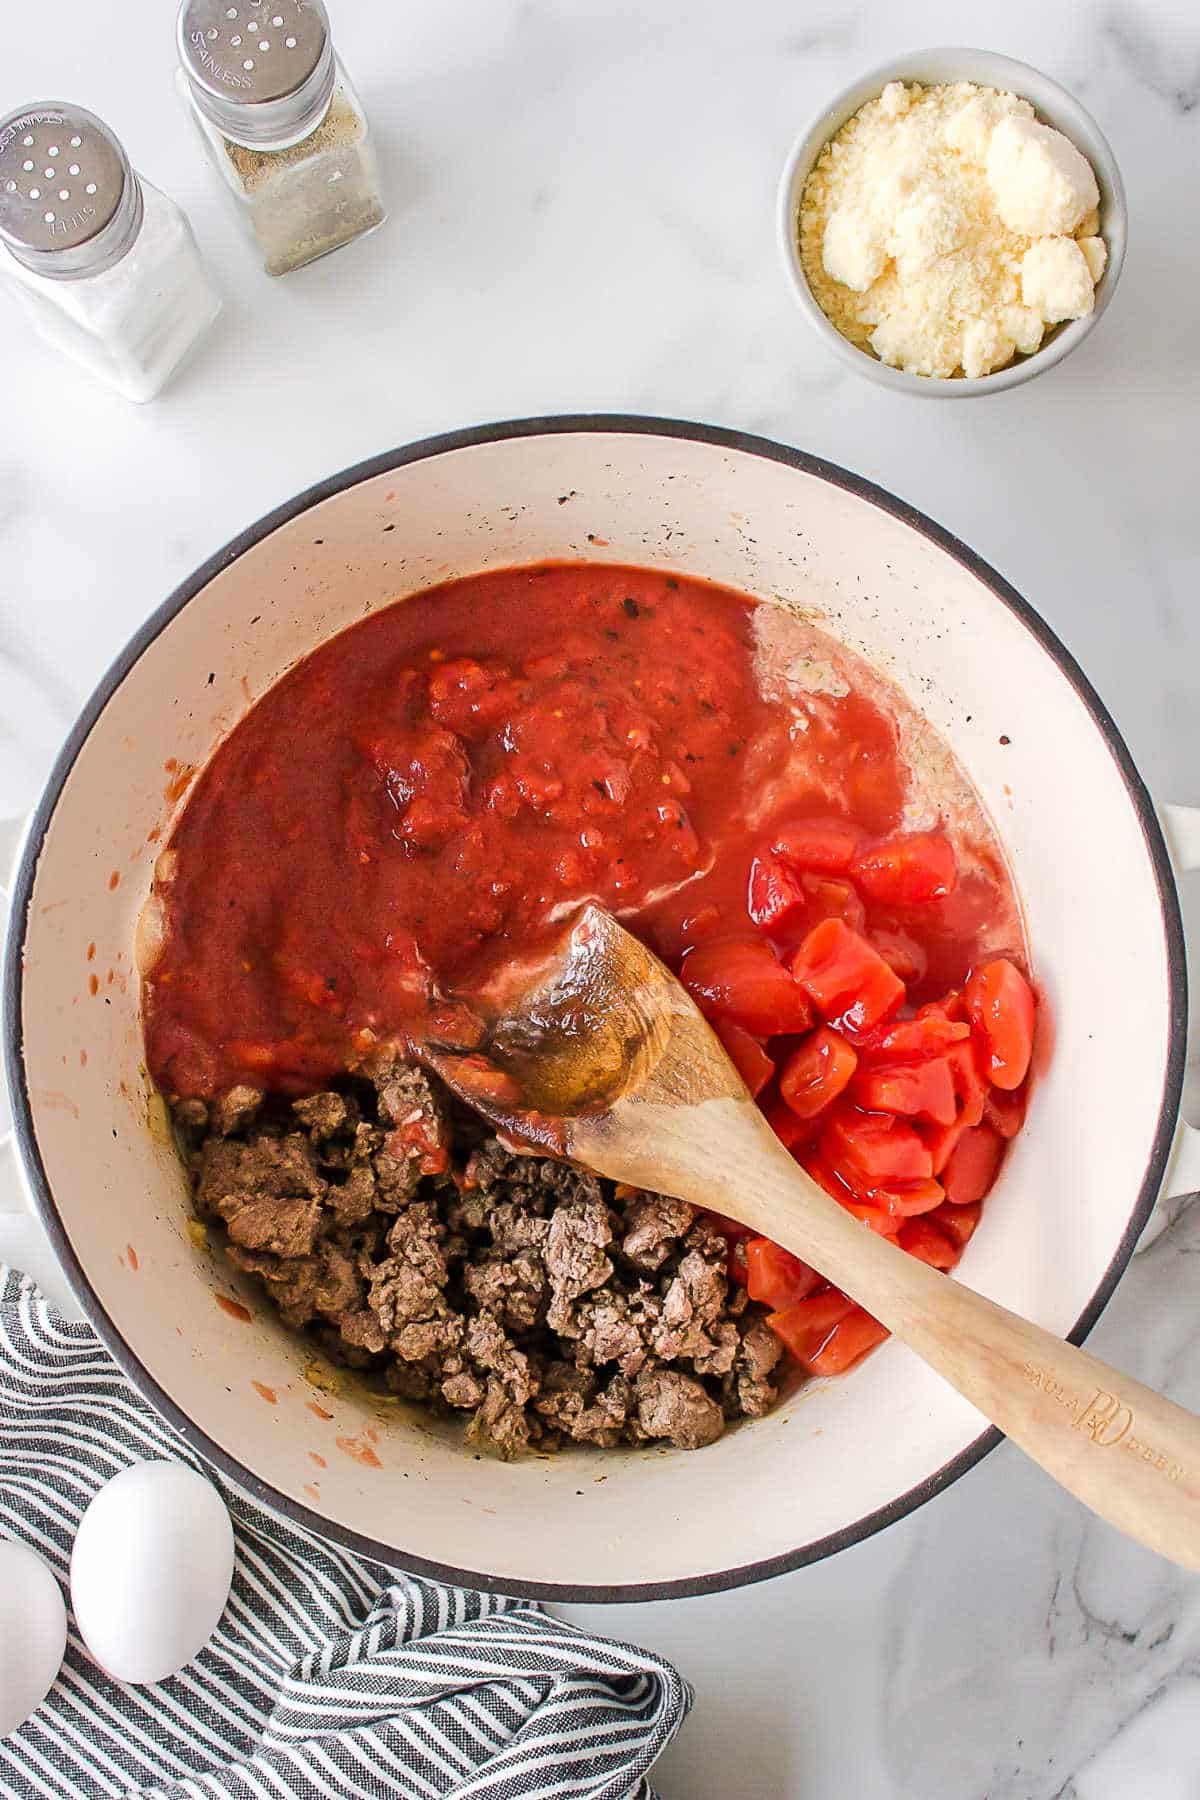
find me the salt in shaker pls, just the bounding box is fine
[0,103,220,403]
[175,0,385,278]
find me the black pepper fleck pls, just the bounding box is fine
[622,598,640,619]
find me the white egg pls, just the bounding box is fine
[0,1539,68,1736]
[70,1461,234,1683]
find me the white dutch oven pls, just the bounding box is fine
[3,418,1198,1601]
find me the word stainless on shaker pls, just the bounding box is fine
[176,0,385,277]
[0,103,220,402]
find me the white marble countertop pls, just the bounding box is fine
[3,1,1199,1794]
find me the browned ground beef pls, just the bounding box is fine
[174,1055,783,1456]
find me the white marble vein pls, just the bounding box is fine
[2,1,1199,1795]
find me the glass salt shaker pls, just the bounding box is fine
[0,103,220,403]
[175,0,385,278]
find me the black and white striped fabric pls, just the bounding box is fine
[0,1266,690,1800]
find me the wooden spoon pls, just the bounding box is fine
[422,904,1200,1570]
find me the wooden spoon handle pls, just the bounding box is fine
[584,1098,1200,1568]
[752,1131,1200,1568]
[807,1207,1200,1567]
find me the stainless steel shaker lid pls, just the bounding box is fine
[177,0,335,148]
[0,104,130,266]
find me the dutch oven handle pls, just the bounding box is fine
[0,816,85,1318]
[1159,805,1200,1206]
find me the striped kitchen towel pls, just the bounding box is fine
[0,1266,690,1800]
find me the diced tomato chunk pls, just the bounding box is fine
[966,959,1036,1090]
[921,1113,970,1177]
[772,816,861,873]
[779,1026,858,1121]
[850,1056,958,1127]
[680,904,722,942]
[822,1107,934,1191]
[797,1150,900,1235]
[874,1176,945,1219]
[859,1013,970,1063]
[800,874,866,935]
[868,928,928,986]
[713,1019,774,1098]
[766,1290,854,1364]
[838,1195,902,1236]
[811,1308,890,1374]
[931,1200,982,1250]
[799,1148,848,1201]
[773,1296,889,1375]
[984,1083,1027,1139]
[946,1039,988,1128]
[898,1217,959,1270]
[767,879,866,959]
[919,990,968,1025]
[766,1100,818,1153]
[942,1123,1005,1205]
[787,919,904,1035]
[745,1237,822,1310]
[747,854,807,930]
[852,830,958,903]
[681,939,814,1036]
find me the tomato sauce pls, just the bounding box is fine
[143,562,1020,1101]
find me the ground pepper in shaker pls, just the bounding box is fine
[175,0,384,278]
[0,103,220,402]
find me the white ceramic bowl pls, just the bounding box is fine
[777,49,1128,396]
[3,417,1196,1601]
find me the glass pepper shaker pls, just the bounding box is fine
[0,103,221,403]
[175,0,385,278]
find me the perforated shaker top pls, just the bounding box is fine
[0,104,128,259]
[179,0,331,112]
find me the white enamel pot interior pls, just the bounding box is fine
[3,418,1190,1601]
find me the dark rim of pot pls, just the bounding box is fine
[3,415,1187,1603]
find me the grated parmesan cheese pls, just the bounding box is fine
[799,80,1106,379]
